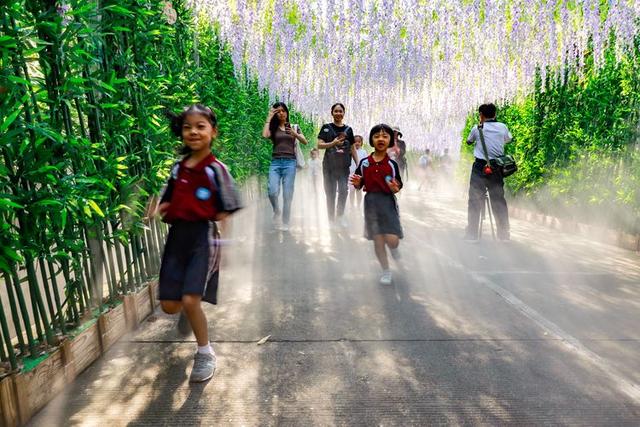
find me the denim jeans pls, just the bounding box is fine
[268,158,297,225]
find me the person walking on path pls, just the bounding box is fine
[317,103,357,228]
[262,102,308,231]
[417,148,432,190]
[349,135,368,209]
[464,103,512,241]
[351,124,404,285]
[308,148,321,192]
[157,104,242,382]
[391,126,408,181]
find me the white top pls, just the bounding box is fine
[467,121,512,160]
[308,158,321,175]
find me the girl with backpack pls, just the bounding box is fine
[157,104,242,382]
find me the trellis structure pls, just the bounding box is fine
[198,0,640,152]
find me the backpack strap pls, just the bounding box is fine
[204,160,243,214]
[170,161,180,179]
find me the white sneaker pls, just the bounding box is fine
[273,217,282,230]
[280,223,290,232]
[379,270,393,285]
[189,352,216,382]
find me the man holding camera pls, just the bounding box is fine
[464,103,512,241]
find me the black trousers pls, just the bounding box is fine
[323,166,349,221]
[466,159,510,238]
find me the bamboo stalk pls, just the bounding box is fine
[37,256,57,333]
[24,254,54,345]
[110,221,127,294]
[45,257,66,334]
[103,222,118,297]
[10,265,37,357]
[0,297,17,370]
[1,271,25,356]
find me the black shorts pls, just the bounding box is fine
[159,221,221,305]
[363,192,403,240]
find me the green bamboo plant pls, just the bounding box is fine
[0,0,314,373]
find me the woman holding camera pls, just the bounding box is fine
[317,103,357,228]
[263,102,308,231]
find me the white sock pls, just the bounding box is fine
[197,343,214,355]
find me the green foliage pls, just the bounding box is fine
[461,38,640,233]
[0,0,313,367]
[192,19,314,182]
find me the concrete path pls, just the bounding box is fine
[30,175,640,426]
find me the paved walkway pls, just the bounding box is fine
[30,174,640,425]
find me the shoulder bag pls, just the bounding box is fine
[478,125,517,177]
[292,124,305,168]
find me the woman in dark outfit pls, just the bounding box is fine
[317,103,357,228]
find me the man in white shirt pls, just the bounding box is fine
[464,103,513,241]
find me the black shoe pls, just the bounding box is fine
[463,233,479,242]
[497,231,511,241]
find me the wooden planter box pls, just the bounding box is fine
[13,347,68,425]
[134,287,152,321]
[3,281,157,425]
[98,303,126,352]
[0,376,19,427]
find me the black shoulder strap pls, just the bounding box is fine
[478,125,490,162]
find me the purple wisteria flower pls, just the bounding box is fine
[56,2,73,27]
[195,0,640,151]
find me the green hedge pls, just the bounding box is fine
[461,38,640,233]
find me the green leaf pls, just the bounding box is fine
[1,247,23,263]
[0,107,22,133]
[96,80,117,93]
[0,199,23,209]
[32,199,63,208]
[0,35,17,48]
[7,75,30,85]
[60,209,67,231]
[87,200,105,217]
[103,5,134,16]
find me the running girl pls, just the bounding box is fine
[351,124,403,285]
[157,104,242,382]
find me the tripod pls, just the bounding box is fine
[478,188,496,240]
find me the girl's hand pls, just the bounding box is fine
[267,107,277,119]
[387,179,400,193]
[350,174,362,187]
[157,202,170,217]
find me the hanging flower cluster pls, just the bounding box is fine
[56,2,73,27]
[190,0,640,152]
[163,1,178,25]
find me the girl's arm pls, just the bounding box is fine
[291,124,308,145]
[350,160,365,189]
[155,172,176,217]
[262,108,276,139]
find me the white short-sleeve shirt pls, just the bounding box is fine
[467,120,512,160]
